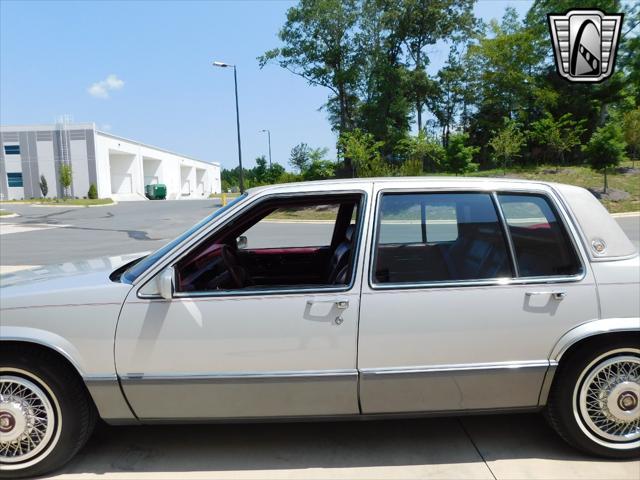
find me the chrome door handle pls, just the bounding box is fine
[526,291,567,300]
[307,299,350,309]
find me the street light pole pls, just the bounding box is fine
[213,61,244,193]
[260,129,272,167]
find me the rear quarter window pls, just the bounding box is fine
[497,194,582,277]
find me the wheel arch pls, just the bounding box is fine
[539,319,640,406]
[0,339,94,403]
[550,318,640,363]
[0,338,136,423]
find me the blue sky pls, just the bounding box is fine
[0,0,531,170]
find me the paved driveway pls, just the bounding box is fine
[52,415,638,480]
[1,201,639,479]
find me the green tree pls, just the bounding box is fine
[266,163,286,184]
[397,131,445,173]
[619,3,640,106]
[87,184,98,199]
[445,132,478,175]
[39,175,48,197]
[259,0,361,134]
[339,129,389,177]
[530,113,586,171]
[429,49,472,147]
[59,163,73,198]
[353,0,411,154]
[623,108,640,166]
[252,156,270,184]
[396,0,476,131]
[488,118,526,174]
[466,8,542,165]
[289,143,311,173]
[583,122,627,193]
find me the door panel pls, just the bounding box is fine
[357,186,598,414]
[116,291,360,419]
[358,282,598,413]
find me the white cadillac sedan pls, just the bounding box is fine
[1,178,639,477]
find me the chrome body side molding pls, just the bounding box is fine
[119,370,360,420]
[359,362,551,414]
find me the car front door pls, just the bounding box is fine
[114,189,370,420]
[357,183,598,414]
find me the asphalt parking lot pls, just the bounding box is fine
[1,201,639,479]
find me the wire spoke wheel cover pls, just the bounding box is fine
[0,371,61,469]
[574,348,640,449]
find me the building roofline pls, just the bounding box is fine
[0,122,219,167]
[96,130,219,167]
[1,123,96,132]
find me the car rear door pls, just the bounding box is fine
[357,182,598,414]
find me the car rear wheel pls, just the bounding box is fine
[546,338,640,458]
[0,347,96,478]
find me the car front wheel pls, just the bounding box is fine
[0,347,96,478]
[546,338,640,458]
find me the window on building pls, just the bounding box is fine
[497,194,582,277]
[3,145,20,155]
[374,193,512,284]
[7,172,23,188]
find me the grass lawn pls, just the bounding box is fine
[209,193,241,200]
[268,209,339,221]
[468,161,640,213]
[0,198,114,207]
[0,210,14,216]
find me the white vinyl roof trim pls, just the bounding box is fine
[553,183,637,260]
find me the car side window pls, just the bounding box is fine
[373,193,512,284]
[174,194,364,293]
[497,194,582,277]
[240,204,338,249]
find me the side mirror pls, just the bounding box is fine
[158,266,175,300]
[237,235,248,249]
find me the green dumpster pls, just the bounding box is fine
[145,184,167,200]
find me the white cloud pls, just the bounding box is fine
[88,74,124,99]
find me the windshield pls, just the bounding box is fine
[122,193,248,283]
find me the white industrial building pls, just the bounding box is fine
[0,123,221,201]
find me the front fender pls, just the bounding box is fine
[2,326,87,375]
[1,327,137,423]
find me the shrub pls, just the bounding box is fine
[87,184,98,199]
[583,121,627,193]
[39,175,48,197]
[59,164,73,197]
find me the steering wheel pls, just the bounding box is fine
[220,245,247,288]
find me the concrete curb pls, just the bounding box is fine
[0,213,20,218]
[0,265,39,274]
[27,201,117,208]
[611,212,640,218]
[0,199,117,208]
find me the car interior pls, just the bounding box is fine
[498,194,582,277]
[175,194,363,292]
[374,194,513,284]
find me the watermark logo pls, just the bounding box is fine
[548,9,623,83]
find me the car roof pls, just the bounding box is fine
[246,176,562,194]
